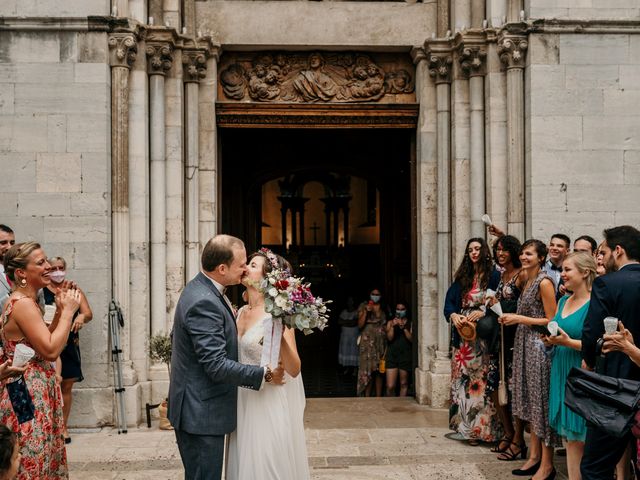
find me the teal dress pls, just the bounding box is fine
[549,295,589,442]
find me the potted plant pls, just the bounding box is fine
[148,332,173,430]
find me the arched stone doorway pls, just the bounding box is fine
[219,128,416,396]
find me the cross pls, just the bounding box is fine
[310,222,320,246]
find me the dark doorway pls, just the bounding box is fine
[219,128,415,397]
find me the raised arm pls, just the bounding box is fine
[185,301,265,390]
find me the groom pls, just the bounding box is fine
[169,234,285,480]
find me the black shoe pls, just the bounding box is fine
[512,461,541,476]
[528,467,555,480]
[64,436,71,444]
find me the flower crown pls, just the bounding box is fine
[259,247,279,269]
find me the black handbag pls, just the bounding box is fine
[564,367,640,438]
[476,310,499,353]
[5,376,35,424]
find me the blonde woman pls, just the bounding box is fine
[0,242,80,479]
[544,252,597,479]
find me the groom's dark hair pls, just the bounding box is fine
[202,235,244,272]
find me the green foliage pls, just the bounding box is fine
[148,332,172,369]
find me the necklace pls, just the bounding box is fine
[247,302,264,310]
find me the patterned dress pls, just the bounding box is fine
[511,271,559,447]
[356,306,386,395]
[0,296,68,479]
[494,272,521,392]
[449,278,502,442]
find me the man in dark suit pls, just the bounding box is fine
[168,234,285,480]
[581,225,640,479]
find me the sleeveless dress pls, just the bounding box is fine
[449,278,502,442]
[0,296,68,479]
[511,271,559,447]
[43,288,83,381]
[226,310,310,480]
[356,306,386,395]
[549,295,589,442]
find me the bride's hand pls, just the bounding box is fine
[271,362,286,386]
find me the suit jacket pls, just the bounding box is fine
[0,272,10,312]
[582,264,640,380]
[168,272,264,436]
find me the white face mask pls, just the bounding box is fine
[49,270,66,283]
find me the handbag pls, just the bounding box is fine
[564,367,640,438]
[5,376,35,424]
[497,322,509,406]
[476,310,499,353]
[379,347,387,373]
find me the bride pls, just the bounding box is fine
[226,250,310,480]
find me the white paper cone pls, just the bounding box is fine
[481,214,492,226]
[547,321,559,336]
[13,344,35,368]
[490,302,503,317]
[43,304,56,325]
[260,317,283,368]
[603,316,618,335]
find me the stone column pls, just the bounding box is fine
[413,42,449,407]
[184,41,209,276]
[198,41,221,246]
[108,30,139,424]
[146,31,174,338]
[458,32,487,238]
[498,28,528,240]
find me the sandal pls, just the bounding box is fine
[490,435,513,453]
[497,441,527,461]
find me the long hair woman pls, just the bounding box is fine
[444,237,500,445]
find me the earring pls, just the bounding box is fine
[18,278,27,288]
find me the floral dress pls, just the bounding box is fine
[0,296,68,479]
[449,279,502,441]
[357,307,386,395]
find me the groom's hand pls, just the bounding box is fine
[271,362,286,385]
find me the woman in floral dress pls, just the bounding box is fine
[444,238,500,445]
[0,242,80,479]
[500,239,558,480]
[357,289,387,397]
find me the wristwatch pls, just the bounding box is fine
[264,366,273,383]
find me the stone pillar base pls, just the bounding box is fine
[415,351,451,408]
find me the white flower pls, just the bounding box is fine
[275,294,288,308]
[268,287,278,297]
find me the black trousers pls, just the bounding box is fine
[175,429,225,480]
[581,424,631,480]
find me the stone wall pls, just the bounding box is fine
[0,0,109,16]
[0,27,113,427]
[526,31,640,242]
[526,0,640,21]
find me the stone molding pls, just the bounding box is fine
[182,46,208,83]
[497,32,528,70]
[424,39,454,85]
[454,30,487,78]
[108,31,139,69]
[410,46,428,65]
[145,28,179,76]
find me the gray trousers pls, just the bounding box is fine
[175,429,225,480]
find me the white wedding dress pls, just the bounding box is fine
[226,312,310,480]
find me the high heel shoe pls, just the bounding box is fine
[498,441,527,461]
[528,467,556,480]
[511,460,540,476]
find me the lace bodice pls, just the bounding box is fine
[238,310,269,366]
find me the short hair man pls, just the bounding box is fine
[0,225,16,310]
[543,233,570,295]
[581,225,640,479]
[574,235,598,256]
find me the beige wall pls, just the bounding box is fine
[526,0,640,21]
[526,32,640,243]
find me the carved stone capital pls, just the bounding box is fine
[145,42,173,75]
[454,30,487,78]
[497,33,528,70]
[410,46,428,65]
[182,48,208,83]
[425,38,454,84]
[108,32,138,69]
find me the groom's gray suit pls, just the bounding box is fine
[169,272,264,480]
[0,269,11,312]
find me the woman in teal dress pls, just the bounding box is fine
[544,252,597,480]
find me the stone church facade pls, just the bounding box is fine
[0,0,639,426]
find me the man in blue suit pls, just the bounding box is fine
[581,225,640,479]
[169,234,285,480]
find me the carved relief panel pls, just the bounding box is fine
[218,52,416,104]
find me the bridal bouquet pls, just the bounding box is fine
[259,249,330,335]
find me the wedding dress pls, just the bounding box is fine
[226,312,310,480]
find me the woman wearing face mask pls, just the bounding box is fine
[384,302,412,396]
[357,289,387,397]
[43,256,93,444]
[444,238,501,446]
